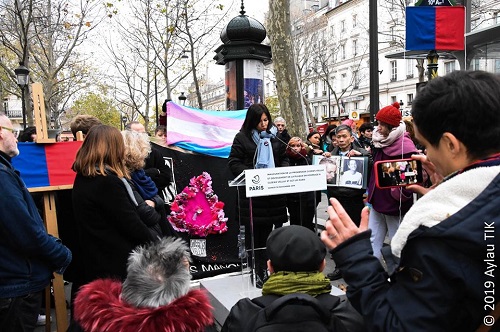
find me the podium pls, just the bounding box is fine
[228,165,326,286]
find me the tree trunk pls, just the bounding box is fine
[267,0,307,138]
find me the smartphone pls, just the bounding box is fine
[374,158,423,189]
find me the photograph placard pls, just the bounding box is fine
[313,155,368,189]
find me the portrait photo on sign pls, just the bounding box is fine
[316,156,341,186]
[339,157,365,189]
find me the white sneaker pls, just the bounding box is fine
[36,314,46,326]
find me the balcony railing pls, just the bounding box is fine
[6,109,23,119]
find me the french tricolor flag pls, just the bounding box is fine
[406,6,465,51]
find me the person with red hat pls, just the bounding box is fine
[366,102,418,259]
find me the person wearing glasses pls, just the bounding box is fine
[0,114,72,331]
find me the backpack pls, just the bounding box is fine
[243,293,347,332]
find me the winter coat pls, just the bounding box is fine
[276,129,291,144]
[121,178,177,239]
[367,132,417,215]
[74,278,214,332]
[145,143,172,194]
[227,131,289,227]
[221,293,366,332]
[331,159,500,331]
[72,172,156,288]
[0,152,72,298]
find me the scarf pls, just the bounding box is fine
[131,169,158,200]
[252,126,277,169]
[391,155,500,257]
[262,271,332,296]
[372,122,406,148]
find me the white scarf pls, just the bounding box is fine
[372,122,406,148]
[391,165,500,257]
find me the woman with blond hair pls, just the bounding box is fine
[121,129,176,239]
[71,125,156,295]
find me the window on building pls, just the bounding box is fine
[322,80,328,96]
[391,96,397,104]
[341,73,347,90]
[341,44,346,60]
[407,93,414,106]
[444,61,456,75]
[322,105,327,117]
[313,105,318,119]
[353,70,359,88]
[340,20,345,32]
[390,61,397,81]
[406,59,414,78]
[353,14,357,27]
[390,26,396,42]
[354,101,359,109]
[495,59,500,73]
[314,81,319,97]
[352,39,357,56]
[472,58,481,70]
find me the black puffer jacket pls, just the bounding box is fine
[227,131,289,228]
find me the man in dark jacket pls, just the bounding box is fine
[321,70,500,331]
[222,225,365,332]
[274,116,291,144]
[0,114,72,331]
[325,124,372,280]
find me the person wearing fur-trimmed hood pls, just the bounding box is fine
[73,237,215,332]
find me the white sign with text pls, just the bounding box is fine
[245,165,326,198]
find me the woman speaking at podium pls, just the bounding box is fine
[228,104,289,287]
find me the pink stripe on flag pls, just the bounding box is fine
[167,104,243,130]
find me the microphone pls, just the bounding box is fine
[259,131,275,139]
[263,130,310,166]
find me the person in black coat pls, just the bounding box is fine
[222,226,365,332]
[121,129,177,239]
[228,104,289,287]
[285,137,321,231]
[71,125,156,298]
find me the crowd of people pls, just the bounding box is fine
[1,70,498,332]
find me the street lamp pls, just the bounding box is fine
[178,92,187,105]
[121,115,127,130]
[14,62,30,130]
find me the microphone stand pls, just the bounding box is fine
[267,131,319,233]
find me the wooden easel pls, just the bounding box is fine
[32,82,55,143]
[28,186,72,332]
[30,83,68,331]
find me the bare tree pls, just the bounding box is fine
[291,7,370,125]
[0,0,105,128]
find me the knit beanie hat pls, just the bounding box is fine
[267,225,326,272]
[376,102,402,127]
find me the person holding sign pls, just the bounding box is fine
[325,124,371,281]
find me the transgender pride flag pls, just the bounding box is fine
[406,6,465,51]
[166,102,246,158]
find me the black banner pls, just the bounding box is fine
[154,144,241,279]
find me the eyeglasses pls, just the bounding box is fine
[1,126,19,138]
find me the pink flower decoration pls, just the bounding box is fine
[167,172,228,237]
